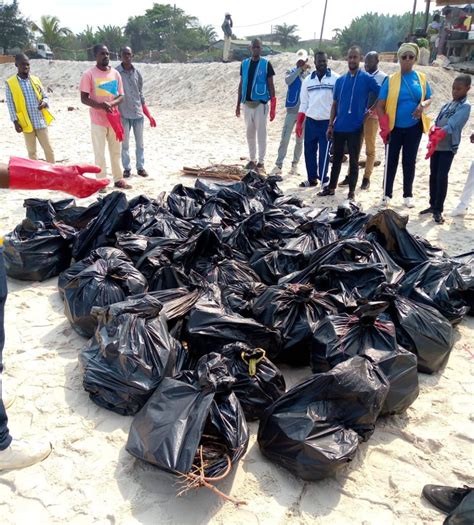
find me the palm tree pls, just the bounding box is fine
[95,25,126,58]
[273,23,300,48]
[199,24,218,44]
[31,15,72,51]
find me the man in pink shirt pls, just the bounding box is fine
[80,44,131,190]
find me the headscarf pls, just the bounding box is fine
[397,43,420,62]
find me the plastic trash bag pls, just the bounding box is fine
[222,281,268,317]
[218,343,286,420]
[310,302,419,414]
[126,353,249,478]
[283,222,338,253]
[250,244,307,285]
[128,195,161,232]
[3,219,72,281]
[258,356,389,480]
[167,184,206,219]
[453,251,474,315]
[399,259,469,324]
[24,197,75,225]
[63,248,148,337]
[186,298,282,359]
[136,211,193,240]
[72,191,130,261]
[115,232,151,264]
[54,199,104,230]
[197,256,261,287]
[79,295,182,415]
[252,284,340,365]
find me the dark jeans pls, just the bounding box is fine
[384,121,423,198]
[0,250,11,450]
[329,129,363,192]
[304,118,330,183]
[429,150,455,214]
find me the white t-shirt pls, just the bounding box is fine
[299,69,339,121]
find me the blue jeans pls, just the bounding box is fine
[304,118,330,183]
[0,250,12,450]
[121,117,145,171]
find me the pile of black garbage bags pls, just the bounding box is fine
[4,172,473,483]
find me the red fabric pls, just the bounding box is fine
[378,113,390,145]
[425,126,447,159]
[142,104,156,127]
[270,97,277,122]
[106,109,125,141]
[8,157,108,198]
[295,112,305,138]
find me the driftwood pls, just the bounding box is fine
[182,164,246,182]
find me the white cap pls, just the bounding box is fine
[225,12,231,16]
[296,49,308,61]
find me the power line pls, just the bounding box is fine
[233,1,313,29]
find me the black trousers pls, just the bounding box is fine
[329,129,363,192]
[384,121,423,198]
[429,150,455,214]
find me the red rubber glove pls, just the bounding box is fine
[142,104,156,127]
[295,112,305,138]
[106,109,124,142]
[270,97,277,122]
[425,126,447,159]
[378,113,390,145]
[8,157,108,198]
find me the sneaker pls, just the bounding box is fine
[419,207,433,215]
[0,438,52,471]
[433,212,445,224]
[299,180,317,188]
[270,165,282,175]
[348,191,355,201]
[289,164,300,176]
[317,187,335,197]
[404,197,415,208]
[422,484,473,515]
[374,160,381,167]
[123,169,131,178]
[137,169,149,178]
[244,161,256,170]
[451,204,468,217]
[114,179,132,190]
[360,178,370,190]
[380,196,391,207]
[338,177,350,187]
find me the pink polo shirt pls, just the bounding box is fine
[79,66,124,127]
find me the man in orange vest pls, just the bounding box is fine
[5,54,55,163]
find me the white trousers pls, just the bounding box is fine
[223,36,231,62]
[243,103,268,164]
[91,123,122,182]
[458,161,474,208]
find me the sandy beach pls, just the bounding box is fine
[0,54,473,525]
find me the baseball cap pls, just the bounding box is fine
[296,49,308,61]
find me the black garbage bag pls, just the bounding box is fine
[135,238,185,280]
[310,303,419,415]
[148,263,203,292]
[252,284,341,365]
[72,191,130,261]
[250,244,307,285]
[79,295,183,415]
[221,281,268,317]
[126,352,249,478]
[258,356,389,481]
[283,222,338,253]
[186,298,282,359]
[54,200,104,230]
[377,287,454,374]
[115,232,151,264]
[214,187,252,217]
[167,184,206,219]
[399,259,469,324]
[194,178,245,197]
[197,197,234,226]
[197,256,261,287]
[453,251,474,314]
[365,209,431,270]
[4,219,72,281]
[128,195,161,232]
[24,198,75,225]
[63,248,148,337]
[218,343,286,421]
[136,211,193,240]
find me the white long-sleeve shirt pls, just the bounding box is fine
[299,68,339,121]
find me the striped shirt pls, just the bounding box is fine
[5,75,49,129]
[116,63,145,119]
[299,68,339,121]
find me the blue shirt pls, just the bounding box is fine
[333,70,380,132]
[435,97,471,153]
[5,75,48,129]
[379,71,432,128]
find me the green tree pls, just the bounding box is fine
[273,23,300,48]
[77,25,96,60]
[31,15,72,52]
[95,25,126,57]
[198,24,218,44]
[124,15,154,53]
[0,0,30,54]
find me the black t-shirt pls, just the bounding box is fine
[240,59,275,102]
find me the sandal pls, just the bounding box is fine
[114,179,132,189]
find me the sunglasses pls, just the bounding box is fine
[401,54,416,60]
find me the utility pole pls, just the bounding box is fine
[410,0,418,37]
[319,0,328,47]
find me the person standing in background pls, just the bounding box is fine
[270,49,311,176]
[5,54,55,163]
[222,13,233,63]
[116,46,156,179]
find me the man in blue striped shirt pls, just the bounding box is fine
[5,55,55,163]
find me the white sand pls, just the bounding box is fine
[0,55,473,525]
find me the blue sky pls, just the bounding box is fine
[18,0,432,40]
